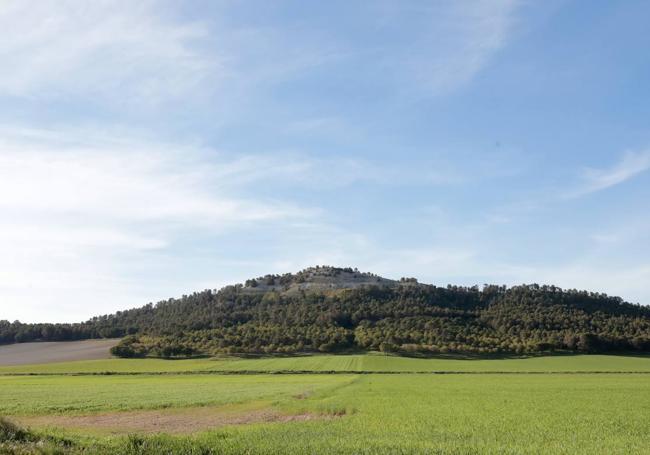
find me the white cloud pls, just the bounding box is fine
[187,150,468,189]
[0,0,522,113]
[0,131,307,225]
[569,149,650,197]
[0,0,216,104]
[0,126,313,322]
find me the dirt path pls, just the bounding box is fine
[0,339,119,365]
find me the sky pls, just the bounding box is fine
[1,0,650,323]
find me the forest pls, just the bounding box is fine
[2,267,650,358]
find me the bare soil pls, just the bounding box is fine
[19,406,332,434]
[0,339,119,366]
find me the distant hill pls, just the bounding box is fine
[1,266,649,357]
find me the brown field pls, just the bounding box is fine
[0,339,118,366]
[18,405,327,435]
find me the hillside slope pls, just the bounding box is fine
[2,266,649,357]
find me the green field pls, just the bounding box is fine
[0,374,354,415]
[2,355,650,454]
[2,352,650,375]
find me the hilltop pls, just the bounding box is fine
[1,266,649,357]
[241,266,399,293]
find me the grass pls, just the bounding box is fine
[2,354,650,453]
[4,374,650,454]
[239,374,650,454]
[0,357,215,375]
[207,352,650,373]
[0,374,354,415]
[2,352,650,375]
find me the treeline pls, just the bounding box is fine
[0,320,121,345]
[3,282,650,357]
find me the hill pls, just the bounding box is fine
[1,266,649,357]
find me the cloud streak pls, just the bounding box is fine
[569,149,650,197]
[0,126,315,322]
[371,0,520,96]
[0,0,217,104]
[0,129,308,226]
[419,0,520,94]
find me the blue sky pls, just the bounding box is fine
[1,0,649,322]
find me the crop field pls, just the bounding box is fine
[0,374,354,415]
[2,355,650,454]
[3,352,650,375]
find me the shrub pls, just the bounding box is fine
[0,417,30,442]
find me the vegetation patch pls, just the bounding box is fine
[0,417,73,454]
[0,417,31,443]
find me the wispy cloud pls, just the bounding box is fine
[421,0,520,94]
[0,0,217,104]
[373,0,521,95]
[0,128,309,226]
[569,149,650,197]
[0,126,315,322]
[0,0,522,115]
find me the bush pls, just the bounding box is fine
[379,342,398,353]
[0,417,30,442]
[110,336,146,358]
